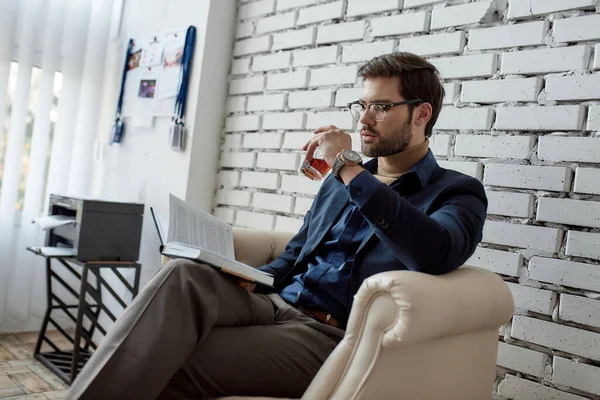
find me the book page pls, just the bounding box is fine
[167,194,234,259]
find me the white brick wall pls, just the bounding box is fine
[484,164,572,192]
[219,2,600,397]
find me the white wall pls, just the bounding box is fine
[92,0,236,286]
[218,0,600,398]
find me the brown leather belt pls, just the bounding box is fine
[300,307,340,328]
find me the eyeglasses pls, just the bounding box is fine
[347,99,424,122]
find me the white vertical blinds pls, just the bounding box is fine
[0,0,111,332]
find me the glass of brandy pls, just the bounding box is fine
[300,147,330,181]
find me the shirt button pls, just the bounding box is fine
[355,189,362,196]
[375,216,385,225]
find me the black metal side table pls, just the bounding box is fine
[26,247,141,384]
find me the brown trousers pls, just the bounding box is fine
[66,259,344,400]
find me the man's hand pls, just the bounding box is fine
[303,125,352,167]
[239,280,256,293]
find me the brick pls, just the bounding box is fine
[236,210,275,230]
[252,192,293,213]
[508,0,597,19]
[342,41,395,64]
[501,46,591,75]
[496,106,585,131]
[346,0,402,17]
[566,231,600,261]
[239,0,275,19]
[530,256,600,291]
[294,197,314,214]
[276,0,323,11]
[370,12,431,38]
[266,71,308,90]
[275,216,304,233]
[442,83,460,105]
[281,174,322,195]
[306,111,354,130]
[297,1,344,26]
[309,65,358,87]
[436,107,494,130]
[236,21,254,39]
[486,190,534,218]
[538,137,600,163]
[456,135,534,159]
[246,94,286,111]
[226,96,246,113]
[398,31,465,57]
[431,54,498,79]
[437,160,482,179]
[588,106,600,130]
[483,220,563,253]
[554,14,600,43]
[231,58,251,75]
[512,315,600,361]
[272,27,316,51]
[595,44,600,70]
[429,134,451,157]
[251,52,291,72]
[484,164,571,192]
[282,132,313,149]
[214,207,235,224]
[229,76,265,95]
[465,247,522,276]
[547,75,600,101]
[240,171,279,189]
[560,294,600,329]
[316,21,366,45]
[256,11,296,34]
[404,0,444,7]
[538,198,600,229]
[498,374,587,400]
[554,357,600,396]
[574,167,600,195]
[242,133,283,149]
[497,342,548,377]
[217,170,240,188]
[335,88,363,107]
[507,282,556,315]
[216,190,251,207]
[224,134,243,150]
[233,36,271,56]
[256,152,299,171]
[263,112,306,130]
[225,115,260,132]
[469,21,549,51]
[289,90,333,109]
[461,78,542,104]
[293,46,339,67]
[431,0,497,30]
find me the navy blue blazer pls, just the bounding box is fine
[259,150,487,299]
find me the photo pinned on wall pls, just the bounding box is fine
[131,68,160,128]
[138,79,157,98]
[157,31,186,100]
[128,49,141,70]
[140,39,164,68]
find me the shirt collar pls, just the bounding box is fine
[364,149,438,188]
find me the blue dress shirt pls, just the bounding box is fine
[259,150,487,328]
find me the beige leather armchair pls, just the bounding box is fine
[222,228,514,400]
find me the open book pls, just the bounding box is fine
[151,194,274,286]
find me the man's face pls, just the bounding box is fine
[358,76,414,157]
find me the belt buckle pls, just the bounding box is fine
[324,313,332,324]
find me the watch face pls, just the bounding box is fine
[342,150,362,163]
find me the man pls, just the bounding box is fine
[68,52,486,399]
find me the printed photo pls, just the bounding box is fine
[138,79,157,98]
[128,49,141,70]
[163,46,183,68]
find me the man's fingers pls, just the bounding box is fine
[313,125,337,134]
[304,135,321,160]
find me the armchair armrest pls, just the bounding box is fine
[303,266,514,400]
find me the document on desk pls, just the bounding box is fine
[158,194,274,286]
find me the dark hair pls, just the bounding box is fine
[357,52,444,138]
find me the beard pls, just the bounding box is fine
[361,118,413,157]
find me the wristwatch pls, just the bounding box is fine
[332,150,362,181]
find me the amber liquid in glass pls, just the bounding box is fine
[300,158,330,181]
